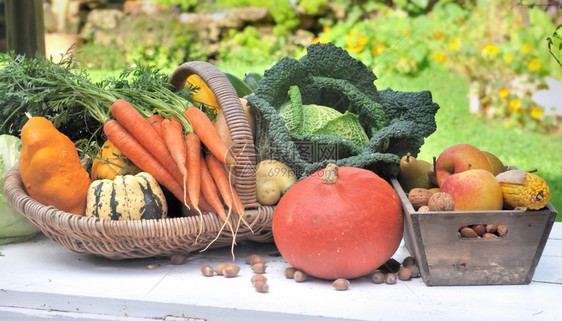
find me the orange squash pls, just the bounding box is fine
[90,139,140,181]
[19,117,90,215]
[272,164,403,280]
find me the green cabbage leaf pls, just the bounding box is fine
[0,134,41,245]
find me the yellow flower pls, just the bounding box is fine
[345,32,356,42]
[373,44,386,56]
[522,44,534,54]
[499,87,509,99]
[312,37,329,44]
[527,58,542,72]
[433,51,445,63]
[530,106,544,119]
[449,37,460,51]
[404,29,411,36]
[482,43,499,57]
[323,26,332,34]
[504,52,514,64]
[346,42,362,53]
[509,99,521,113]
[357,35,367,46]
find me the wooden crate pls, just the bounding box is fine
[391,178,557,286]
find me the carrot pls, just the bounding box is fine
[185,132,202,213]
[184,107,236,165]
[110,99,184,186]
[199,151,228,222]
[103,120,184,202]
[205,152,245,216]
[147,114,164,137]
[161,117,189,207]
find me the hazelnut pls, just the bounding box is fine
[251,274,267,284]
[408,188,433,209]
[293,270,308,282]
[332,278,351,291]
[284,267,297,279]
[402,256,416,267]
[223,264,240,278]
[214,263,228,275]
[371,271,385,284]
[253,280,269,293]
[428,192,455,211]
[251,262,267,274]
[170,254,187,265]
[482,232,498,238]
[459,226,479,238]
[201,265,215,277]
[497,225,508,237]
[406,264,420,278]
[471,224,486,236]
[385,273,397,284]
[397,267,412,281]
[486,224,498,233]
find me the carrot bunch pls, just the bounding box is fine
[103,99,244,224]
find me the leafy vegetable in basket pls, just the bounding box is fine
[19,117,91,215]
[0,134,41,244]
[247,42,439,179]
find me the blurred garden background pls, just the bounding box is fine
[2,0,562,216]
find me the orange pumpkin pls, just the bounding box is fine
[19,117,90,215]
[272,164,403,280]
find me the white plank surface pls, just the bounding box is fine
[1,223,561,321]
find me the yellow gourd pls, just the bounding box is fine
[497,170,550,210]
[86,172,167,220]
[187,74,220,121]
[19,117,90,215]
[90,140,139,181]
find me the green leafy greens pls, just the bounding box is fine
[247,42,439,179]
[0,134,41,245]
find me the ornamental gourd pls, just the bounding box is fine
[19,117,90,215]
[86,172,167,220]
[90,139,139,181]
[496,169,550,210]
[272,164,403,280]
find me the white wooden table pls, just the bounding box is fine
[1,223,561,321]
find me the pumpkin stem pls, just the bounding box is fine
[321,163,339,184]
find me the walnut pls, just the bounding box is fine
[408,188,433,209]
[428,192,455,211]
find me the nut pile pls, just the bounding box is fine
[408,188,455,212]
[371,257,420,284]
[458,224,508,238]
[246,254,269,293]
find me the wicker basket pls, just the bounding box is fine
[3,61,275,260]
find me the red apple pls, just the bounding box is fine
[440,169,504,211]
[435,144,493,187]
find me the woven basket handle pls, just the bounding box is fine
[168,61,258,208]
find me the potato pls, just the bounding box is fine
[255,160,297,193]
[256,177,282,205]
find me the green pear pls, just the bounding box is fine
[398,152,433,192]
[481,150,506,176]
